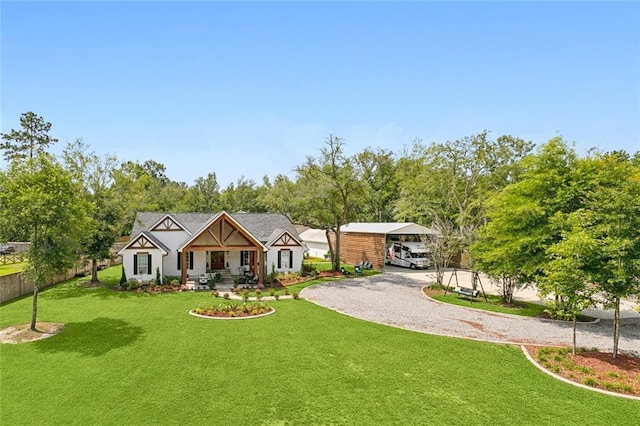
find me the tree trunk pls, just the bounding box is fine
[613,297,620,359]
[333,225,341,272]
[573,314,577,355]
[325,229,335,266]
[30,283,39,331]
[91,258,99,282]
[503,277,513,304]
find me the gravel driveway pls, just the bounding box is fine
[301,273,640,354]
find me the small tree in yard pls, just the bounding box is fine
[539,212,597,354]
[421,217,460,286]
[120,265,127,286]
[0,155,88,331]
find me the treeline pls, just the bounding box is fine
[1,111,639,350]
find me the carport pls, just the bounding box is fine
[337,222,439,270]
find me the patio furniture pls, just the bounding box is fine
[340,267,350,275]
[452,286,479,299]
[198,274,209,284]
[354,266,364,276]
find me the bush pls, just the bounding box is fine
[274,294,280,301]
[284,288,290,296]
[119,266,127,285]
[155,267,161,285]
[126,278,141,290]
[170,279,180,286]
[293,293,299,300]
[268,287,276,296]
[212,290,219,298]
[223,293,230,300]
[300,262,316,276]
[242,289,249,302]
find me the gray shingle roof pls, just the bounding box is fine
[130,211,301,245]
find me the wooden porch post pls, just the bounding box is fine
[181,249,188,285]
[258,250,264,285]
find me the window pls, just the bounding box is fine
[177,251,194,270]
[278,249,293,269]
[240,250,249,266]
[134,253,151,275]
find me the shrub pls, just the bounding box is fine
[284,288,290,296]
[212,290,219,298]
[126,278,141,290]
[223,293,230,300]
[268,287,276,296]
[274,294,280,301]
[155,267,161,285]
[582,377,598,386]
[293,293,299,300]
[119,266,127,285]
[544,300,575,321]
[242,289,249,302]
[170,279,180,286]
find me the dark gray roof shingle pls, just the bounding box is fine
[130,212,300,245]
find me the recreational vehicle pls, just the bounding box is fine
[385,242,431,269]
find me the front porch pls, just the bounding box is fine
[179,212,267,286]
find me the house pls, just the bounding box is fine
[337,222,439,270]
[298,228,331,259]
[118,211,306,285]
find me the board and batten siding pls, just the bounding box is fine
[335,232,386,270]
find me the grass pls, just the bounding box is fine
[429,291,548,317]
[1,266,638,425]
[0,261,26,276]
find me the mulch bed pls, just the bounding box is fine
[525,346,640,397]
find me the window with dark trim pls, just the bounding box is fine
[177,251,194,270]
[134,252,152,275]
[278,249,292,269]
[240,250,249,266]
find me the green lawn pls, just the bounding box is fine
[430,291,597,321]
[1,267,637,425]
[430,291,548,317]
[0,261,26,276]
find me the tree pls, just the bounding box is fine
[354,148,398,222]
[261,174,299,221]
[219,176,268,213]
[539,210,597,354]
[579,152,640,358]
[0,111,59,161]
[0,154,88,331]
[183,172,221,212]
[63,139,120,282]
[295,135,364,271]
[395,132,532,283]
[471,138,577,303]
[111,160,187,234]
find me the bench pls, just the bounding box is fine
[452,287,479,299]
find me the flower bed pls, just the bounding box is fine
[190,302,274,319]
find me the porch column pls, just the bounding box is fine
[258,250,264,285]
[181,249,188,285]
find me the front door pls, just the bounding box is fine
[211,251,225,270]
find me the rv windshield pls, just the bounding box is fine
[411,252,428,259]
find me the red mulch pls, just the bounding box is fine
[525,346,640,397]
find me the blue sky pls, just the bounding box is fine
[2,1,639,187]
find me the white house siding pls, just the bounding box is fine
[266,246,305,274]
[148,230,191,278]
[122,248,165,283]
[305,241,329,258]
[299,229,329,258]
